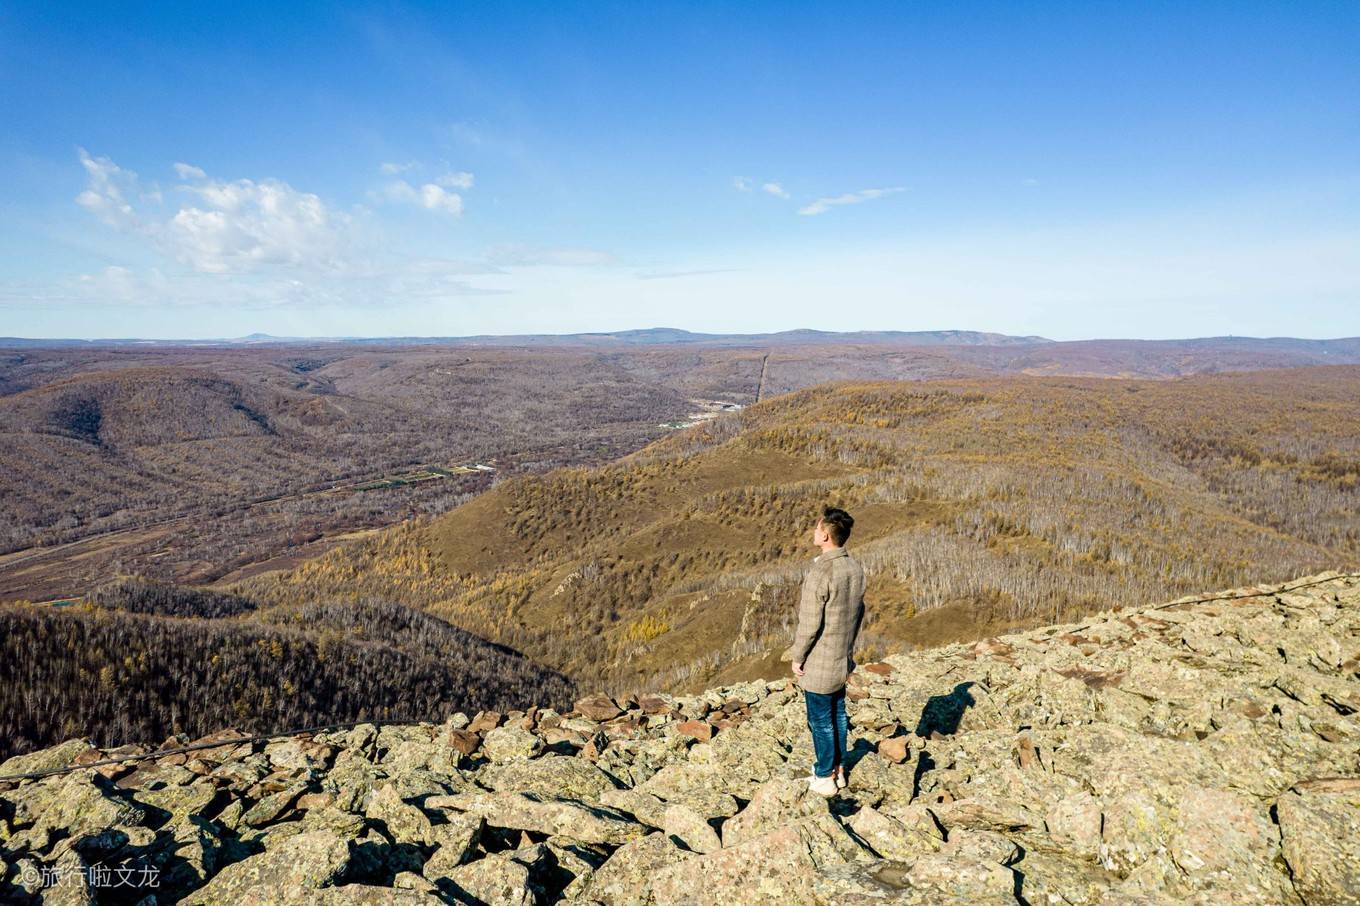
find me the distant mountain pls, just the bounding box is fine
[436,327,1055,347]
[5,328,1360,354]
[0,328,1051,348]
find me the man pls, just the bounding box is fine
[791,506,866,797]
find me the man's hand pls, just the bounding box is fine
[792,662,805,677]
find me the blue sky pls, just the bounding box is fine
[1,1,1357,339]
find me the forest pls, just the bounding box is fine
[0,587,574,761]
[239,366,1360,696]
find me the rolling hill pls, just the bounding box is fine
[240,366,1360,695]
[5,337,1358,604]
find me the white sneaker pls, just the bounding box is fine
[834,768,847,789]
[806,774,838,797]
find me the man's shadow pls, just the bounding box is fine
[914,681,977,738]
[910,682,977,801]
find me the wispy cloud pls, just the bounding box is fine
[732,176,753,192]
[761,182,790,199]
[486,244,616,267]
[75,148,141,229]
[435,171,475,190]
[373,162,474,214]
[798,186,905,216]
[380,179,465,215]
[635,267,741,280]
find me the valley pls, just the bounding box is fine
[2,337,1358,759]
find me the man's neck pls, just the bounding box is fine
[818,542,840,554]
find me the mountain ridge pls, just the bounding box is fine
[6,328,1360,349]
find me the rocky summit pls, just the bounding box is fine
[2,572,1358,905]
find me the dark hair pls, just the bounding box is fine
[820,506,854,546]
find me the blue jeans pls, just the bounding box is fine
[804,686,848,778]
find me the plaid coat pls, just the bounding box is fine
[790,546,866,694]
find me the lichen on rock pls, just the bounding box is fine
[0,571,1356,904]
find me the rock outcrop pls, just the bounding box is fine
[2,571,1357,904]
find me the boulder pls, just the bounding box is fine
[650,813,870,904]
[365,784,435,846]
[0,739,95,778]
[1044,789,1103,858]
[446,728,480,758]
[480,753,618,800]
[877,735,911,764]
[445,846,543,906]
[1277,777,1360,905]
[720,777,829,846]
[675,719,713,742]
[662,802,721,854]
[481,725,543,762]
[433,792,646,845]
[846,805,943,862]
[575,695,623,722]
[467,711,502,733]
[179,830,351,905]
[421,813,484,880]
[583,832,693,906]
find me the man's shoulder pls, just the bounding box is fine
[837,550,864,571]
[803,557,831,585]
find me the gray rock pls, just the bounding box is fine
[179,829,351,905]
[846,805,943,863]
[482,724,545,762]
[662,802,721,854]
[480,753,617,799]
[365,783,435,846]
[1044,789,1102,858]
[433,791,646,845]
[649,814,871,904]
[421,812,484,880]
[583,832,692,905]
[720,776,829,846]
[1277,777,1360,906]
[446,843,546,905]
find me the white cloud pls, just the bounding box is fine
[376,161,473,192]
[762,182,790,199]
[436,171,475,190]
[75,149,353,274]
[58,150,621,310]
[380,179,465,215]
[733,176,753,192]
[76,266,171,305]
[168,177,351,272]
[486,244,616,267]
[798,186,905,216]
[75,148,140,229]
